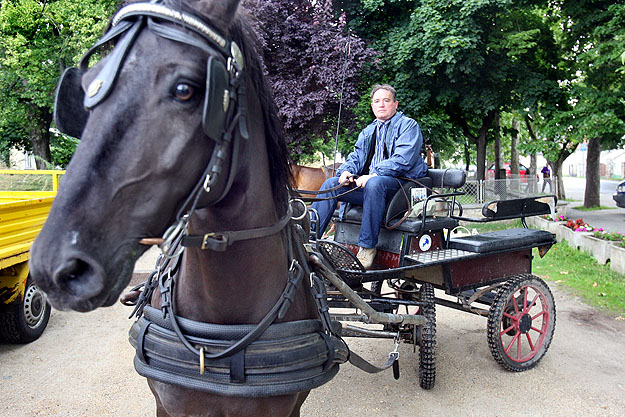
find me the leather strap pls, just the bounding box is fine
[349,350,399,374]
[181,204,292,251]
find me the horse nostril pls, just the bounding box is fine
[53,257,104,299]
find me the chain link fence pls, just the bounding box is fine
[454,176,557,205]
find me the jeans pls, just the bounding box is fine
[310,175,404,248]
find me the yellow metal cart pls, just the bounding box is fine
[0,170,63,343]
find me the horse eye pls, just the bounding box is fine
[174,83,195,101]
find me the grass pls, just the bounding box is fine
[0,173,54,191]
[459,218,625,315]
[571,205,616,211]
[533,243,625,315]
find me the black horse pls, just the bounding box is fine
[30,1,346,415]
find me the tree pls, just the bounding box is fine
[242,0,376,162]
[0,0,118,168]
[519,1,625,204]
[338,0,561,179]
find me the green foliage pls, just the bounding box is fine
[341,0,561,169]
[0,0,118,165]
[50,132,78,168]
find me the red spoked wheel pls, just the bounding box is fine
[487,274,556,372]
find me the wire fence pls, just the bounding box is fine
[455,176,557,205]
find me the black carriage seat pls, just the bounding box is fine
[335,169,467,234]
[448,228,555,253]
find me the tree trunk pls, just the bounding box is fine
[528,154,537,194]
[493,112,503,179]
[552,160,565,200]
[27,105,53,169]
[475,110,496,180]
[510,118,520,176]
[584,137,601,208]
[464,139,470,172]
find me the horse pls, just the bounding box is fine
[29,1,346,415]
[291,163,341,195]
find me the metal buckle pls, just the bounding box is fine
[201,233,227,250]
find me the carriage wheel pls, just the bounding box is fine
[487,274,556,372]
[416,283,436,389]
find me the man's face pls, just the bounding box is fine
[371,89,398,121]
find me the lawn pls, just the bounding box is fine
[533,243,625,315]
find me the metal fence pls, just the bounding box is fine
[454,176,557,205]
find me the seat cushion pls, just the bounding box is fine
[448,228,555,253]
[339,205,458,234]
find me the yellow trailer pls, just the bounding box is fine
[0,170,63,343]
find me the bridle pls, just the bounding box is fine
[54,1,248,207]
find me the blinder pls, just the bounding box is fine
[203,56,230,144]
[53,67,89,139]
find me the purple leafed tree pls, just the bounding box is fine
[242,0,376,160]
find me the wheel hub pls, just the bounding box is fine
[519,313,532,333]
[23,284,46,328]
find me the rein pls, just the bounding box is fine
[295,175,361,202]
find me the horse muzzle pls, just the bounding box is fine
[30,242,123,312]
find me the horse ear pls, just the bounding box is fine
[191,0,241,33]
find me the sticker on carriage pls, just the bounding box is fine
[419,234,432,251]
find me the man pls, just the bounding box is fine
[541,164,551,193]
[311,84,428,269]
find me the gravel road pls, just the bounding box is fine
[2,271,624,416]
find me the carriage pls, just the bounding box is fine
[29,0,559,414]
[306,168,557,389]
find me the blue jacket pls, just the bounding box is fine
[336,111,428,179]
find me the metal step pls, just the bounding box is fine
[404,248,475,266]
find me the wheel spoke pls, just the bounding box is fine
[501,324,515,336]
[522,288,528,311]
[511,295,520,314]
[530,326,544,335]
[526,293,539,312]
[502,311,516,320]
[532,310,546,321]
[525,332,535,351]
[504,331,521,355]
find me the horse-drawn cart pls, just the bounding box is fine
[309,168,557,389]
[0,170,63,343]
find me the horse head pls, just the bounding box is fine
[30,0,291,312]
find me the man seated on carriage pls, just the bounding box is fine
[311,84,428,269]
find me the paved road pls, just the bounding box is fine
[561,177,625,234]
[2,280,624,417]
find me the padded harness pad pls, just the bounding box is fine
[448,228,554,253]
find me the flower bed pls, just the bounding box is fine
[564,218,595,232]
[592,231,625,248]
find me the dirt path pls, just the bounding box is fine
[2,280,624,416]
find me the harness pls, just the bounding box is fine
[54,1,401,396]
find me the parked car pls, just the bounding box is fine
[613,181,625,208]
[486,163,529,180]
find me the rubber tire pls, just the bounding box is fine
[417,283,436,389]
[487,274,556,372]
[0,276,51,343]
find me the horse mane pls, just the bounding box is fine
[228,15,294,215]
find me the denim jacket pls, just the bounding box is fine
[336,111,428,180]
